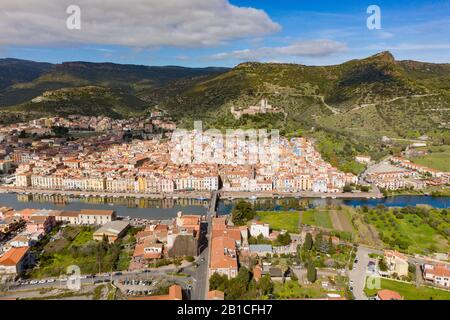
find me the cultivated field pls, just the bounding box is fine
[329,209,354,233]
[256,211,300,233]
[302,209,333,229]
[411,145,450,172]
[365,278,450,300]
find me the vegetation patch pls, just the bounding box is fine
[256,211,300,233]
[302,209,333,229]
[364,278,450,300]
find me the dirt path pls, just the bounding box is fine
[330,210,353,232]
[298,211,303,231]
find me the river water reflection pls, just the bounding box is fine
[0,193,448,218]
[0,193,209,218]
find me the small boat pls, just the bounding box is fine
[249,195,257,200]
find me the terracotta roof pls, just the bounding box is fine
[60,211,80,217]
[210,236,237,269]
[207,290,225,300]
[253,264,262,281]
[425,264,450,278]
[377,289,402,300]
[17,209,39,219]
[212,228,241,243]
[79,209,115,216]
[0,247,29,266]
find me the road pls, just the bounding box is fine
[348,245,432,300]
[348,246,373,300]
[2,268,195,300]
[191,191,217,300]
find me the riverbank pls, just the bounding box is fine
[383,187,450,198]
[0,186,212,200]
[219,190,383,199]
[0,186,383,200]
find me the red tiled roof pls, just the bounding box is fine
[79,209,114,216]
[0,247,29,266]
[377,289,402,300]
[207,290,225,300]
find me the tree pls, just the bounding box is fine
[209,272,228,291]
[231,200,256,226]
[306,260,317,283]
[327,236,335,255]
[257,274,274,296]
[378,258,388,272]
[276,232,291,246]
[226,267,251,299]
[343,184,353,193]
[303,233,313,251]
[51,126,69,137]
[314,232,324,251]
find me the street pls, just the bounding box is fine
[348,246,372,300]
[191,191,217,300]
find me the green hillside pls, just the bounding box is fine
[0,52,448,174]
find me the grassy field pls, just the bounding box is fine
[256,211,300,233]
[411,145,450,172]
[365,209,449,254]
[302,209,333,229]
[69,229,94,247]
[274,280,328,299]
[365,278,450,300]
[29,226,132,278]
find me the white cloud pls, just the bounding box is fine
[0,0,280,47]
[210,40,347,61]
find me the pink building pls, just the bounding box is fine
[26,215,56,234]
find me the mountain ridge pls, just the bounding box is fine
[0,52,448,174]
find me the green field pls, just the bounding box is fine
[365,278,450,300]
[29,226,134,278]
[69,228,94,247]
[365,208,449,254]
[411,145,450,172]
[302,209,333,229]
[256,211,300,233]
[274,280,328,299]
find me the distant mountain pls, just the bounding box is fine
[0,58,52,90]
[0,58,229,114]
[0,53,448,173]
[148,51,449,172]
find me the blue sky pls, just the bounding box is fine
[1,0,449,67]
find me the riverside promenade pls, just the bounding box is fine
[219,190,384,199]
[0,186,211,200]
[0,186,383,200]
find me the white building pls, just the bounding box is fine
[423,264,450,288]
[250,222,270,238]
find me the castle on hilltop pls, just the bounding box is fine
[231,98,282,119]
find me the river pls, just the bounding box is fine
[217,195,450,215]
[0,193,209,219]
[0,193,448,218]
